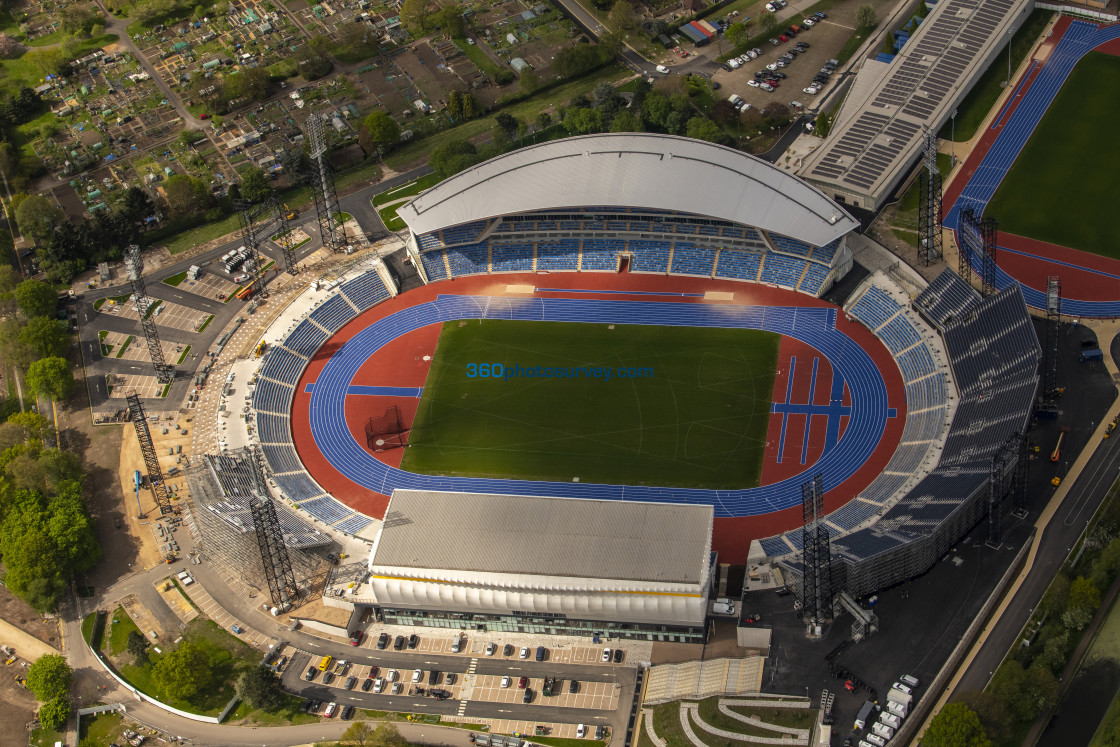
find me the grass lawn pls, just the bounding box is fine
[229,692,320,725]
[79,711,123,744]
[176,345,192,365]
[115,335,134,358]
[107,606,142,656]
[456,39,503,77]
[401,320,778,489]
[114,618,259,716]
[142,299,162,319]
[377,202,408,231]
[163,271,188,286]
[29,725,66,747]
[98,330,114,357]
[373,172,444,207]
[197,314,214,333]
[940,9,1052,142]
[986,51,1120,260]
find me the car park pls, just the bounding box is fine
[519,676,528,688]
[501,676,512,688]
[596,726,607,739]
[177,571,194,586]
[523,688,534,704]
[305,699,320,713]
[324,702,337,718]
[408,634,419,649]
[349,630,363,646]
[322,672,334,685]
[377,633,390,649]
[362,678,375,691]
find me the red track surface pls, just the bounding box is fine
[945,15,1120,304]
[291,272,907,562]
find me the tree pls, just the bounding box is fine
[856,4,877,30]
[342,722,375,747]
[429,140,481,179]
[563,107,603,135]
[924,702,992,747]
[1063,576,1100,630]
[239,166,273,204]
[370,722,406,747]
[726,22,750,47]
[295,39,333,80]
[127,630,150,664]
[236,665,283,710]
[608,0,638,31]
[495,112,520,140]
[20,317,69,359]
[153,641,213,701]
[400,0,435,30]
[364,111,401,155]
[609,110,643,133]
[162,174,212,219]
[38,696,70,730]
[519,68,539,95]
[14,279,57,319]
[26,357,75,401]
[686,116,726,143]
[14,194,63,245]
[1037,629,1070,673]
[761,11,781,33]
[25,654,71,701]
[957,690,1012,741]
[990,660,1058,722]
[430,5,465,36]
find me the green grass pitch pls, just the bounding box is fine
[986,52,1120,260]
[399,320,779,489]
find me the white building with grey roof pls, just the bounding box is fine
[367,489,716,641]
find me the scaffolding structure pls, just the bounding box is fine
[1043,276,1062,403]
[801,474,834,631]
[1013,429,1031,517]
[237,196,297,289]
[308,113,347,253]
[126,392,172,517]
[124,244,172,383]
[917,128,943,267]
[987,432,1021,548]
[958,207,978,287]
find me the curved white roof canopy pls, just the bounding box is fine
[398,133,858,248]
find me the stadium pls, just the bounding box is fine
[236,133,1038,626]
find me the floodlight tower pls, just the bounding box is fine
[237,196,296,294]
[917,128,943,267]
[1043,276,1062,402]
[308,113,347,253]
[980,216,999,296]
[124,244,172,383]
[800,473,833,634]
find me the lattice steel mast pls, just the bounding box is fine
[918,128,943,267]
[308,113,347,253]
[248,448,299,608]
[237,196,296,294]
[1013,429,1031,517]
[987,432,1021,547]
[980,216,998,296]
[958,207,976,286]
[801,473,833,632]
[1043,276,1062,403]
[124,244,172,383]
[126,392,172,517]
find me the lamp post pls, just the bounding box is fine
[951,108,957,164]
[1007,26,1015,84]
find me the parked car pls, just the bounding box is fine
[429,670,440,686]
[345,676,357,690]
[324,702,337,718]
[348,630,363,646]
[501,676,512,688]
[803,18,815,26]
[377,633,390,649]
[412,669,423,683]
[655,64,670,74]
[761,83,775,92]
[503,644,514,656]
[815,11,827,18]
[392,682,403,695]
[804,86,820,94]
[305,667,317,681]
[614,649,624,663]
[386,669,399,682]
[394,635,405,650]
[445,673,456,685]
[519,647,530,659]
[747,79,760,87]
[596,726,607,739]
[341,705,354,720]
[362,678,375,691]
[602,648,612,662]
[322,672,334,685]
[523,688,534,704]
[374,678,386,693]
[408,634,419,649]
[518,676,528,688]
[569,679,580,693]
[577,725,587,738]
[486,642,497,656]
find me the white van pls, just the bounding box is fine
[728,94,743,106]
[728,58,740,69]
[899,673,920,688]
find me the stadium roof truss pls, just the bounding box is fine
[398,134,858,248]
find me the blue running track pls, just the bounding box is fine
[305,294,891,518]
[945,19,1120,317]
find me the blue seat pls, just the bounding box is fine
[760,253,807,290]
[768,233,813,257]
[252,378,293,414]
[670,243,717,276]
[445,243,489,276]
[714,249,762,281]
[274,473,322,501]
[261,347,306,384]
[309,294,357,333]
[335,515,374,534]
[262,443,303,473]
[491,243,534,272]
[420,250,448,281]
[630,240,671,273]
[298,496,353,524]
[799,262,830,295]
[341,272,390,311]
[581,239,622,270]
[256,412,291,443]
[878,316,921,354]
[850,287,901,330]
[284,319,328,358]
[536,240,579,270]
